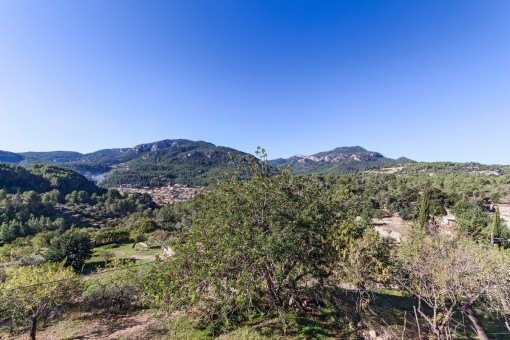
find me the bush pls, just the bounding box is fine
[83,260,144,312]
[46,229,93,271]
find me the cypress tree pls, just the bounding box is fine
[418,191,430,229]
[491,207,502,239]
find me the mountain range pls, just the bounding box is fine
[1,140,255,187]
[0,140,416,187]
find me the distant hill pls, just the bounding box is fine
[0,150,24,164]
[0,140,253,188]
[385,162,510,177]
[0,163,103,195]
[269,146,414,175]
[7,142,510,187]
[101,140,252,187]
[0,162,50,193]
[20,151,83,164]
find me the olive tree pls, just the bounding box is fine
[336,228,391,314]
[84,259,143,311]
[0,262,82,340]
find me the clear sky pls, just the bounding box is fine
[0,1,509,164]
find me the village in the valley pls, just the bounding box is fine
[117,184,200,206]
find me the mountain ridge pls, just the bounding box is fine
[0,139,253,187]
[10,141,510,186]
[14,141,509,186]
[268,145,414,175]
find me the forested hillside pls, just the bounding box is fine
[383,161,510,177]
[8,142,510,191]
[101,143,253,187]
[0,151,24,164]
[0,163,156,245]
[1,139,254,187]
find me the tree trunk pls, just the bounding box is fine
[433,326,449,340]
[500,297,510,332]
[504,316,510,333]
[463,306,488,340]
[30,317,37,340]
[501,297,510,311]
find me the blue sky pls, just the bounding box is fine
[0,1,509,163]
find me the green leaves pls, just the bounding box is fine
[45,229,93,271]
[491,206,502,238]
[452,200,490,241]
[143,160,350,330]
[0,262,82,338]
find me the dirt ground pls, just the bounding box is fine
[372,216,409,242]
[2,311,164,340]
[497,204,510,226]
[372,212,456,243]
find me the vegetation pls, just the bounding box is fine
[393,228,510,339]
[2,150,510,338]
[101,143,253,187]
[395,161,510,177]
[0,262,82,340]
[492,207,503,238]
[142,156,356,331]
[0,163,102,195]
[269,146,414,176]
[45,229,93,271]
[2,139,255,187]
[83,259,146,312]
[452,199,491,241]
[0,163,156,246]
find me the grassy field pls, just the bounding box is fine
[83,242,163,274]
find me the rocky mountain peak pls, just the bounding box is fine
[292,146,385,164]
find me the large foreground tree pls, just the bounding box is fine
[144,155,355,331]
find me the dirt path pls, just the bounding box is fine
[497,204,510,227]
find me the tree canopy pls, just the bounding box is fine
[143,156,365,330]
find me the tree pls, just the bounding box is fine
[84,259,142,311]
[394,231,506,339]
[427,187,449,217]
[0,262,82,340]
[45,229,93,271]
[129,218,159,247]
[336,228,390,315]
[417,191,430,229]
[452,200,490,241]
[492,207,502,239]
[143,156,348,331]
